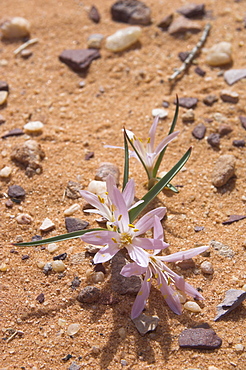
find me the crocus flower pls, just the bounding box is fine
[81,185,168,268]
[121,216,209,319]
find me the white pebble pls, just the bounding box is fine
[200,261,214,275]
[0,91,8,105]
[52,260,66,272]
[47,243,59,254]
[67,323,80,336]
[40,217,55,232]
[87,180,107,198]
[36,261,46,269]
[16,213,33,224]
[205,42,232,66]
[58,318,66,327]
[92,271,105,283]
[1,17,30,39]
[0,263,8,272]
[87,33,104,49]
[64,203,80,216]
[184,301,202,313]
[24,121,44,134]
[234,344,244,352]
[106,26,141,52]
[152,108,168,119]
[0,166,12,178]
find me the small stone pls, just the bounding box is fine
[58,318,67,327]
[0,166,12,178]
[179,326,222,349]
[184,301,202,313]
[0,80,9,92]
[203,94,218,106]
[21,254,29,260]
[0,91,8,105]
[177,97,198,109]
[65,217,89,232]
[77,286,100,303]
[210,240,234,258]
[177,3,205,18]
[53,253,67,261]
[213,112,226,123]
[176,259,195,270]
[40,218,55,232]
[105,26,141,52]
[43,262,52,275]
[8,185,26,199]
[111,0,151,25]
[52,260,66,272]
[222,214,246,225]
[132,313,159,335]
[47,243,59,254]
[68,362,81,370]
[20,49,33,59]
[91,271,105,283]
[118,327,127,339]
[220,90,239,104]
[157,14,173,29]
[205,42,232,66]
[194,226,204,232]
[200,261,214,274]
[36,293,45,304]
[67,323,80,336]
[87,34,104,49]
[64,203,80,217]
[95,162,120,185]
[178,51,189,62]
[5,199,13,208]
[182,109,195,123]
[211,154,235,187]
[61,353,72,362]
[0,263,8,272]
[239,116,246,130]
[224,69,246,85]
[71,276,81,289]
[0,17,30,39]
[85,245,101,255]
[207,133,220,148]
[234,344,244,352]
[59,49,100,72]
[16,213,33,224]
[214,289,246,321]
[218,124,233,137]
[24,121,44,134]
[194,66,206,77]
[65,181,82,199]
[88,5,101,23]
[2,128,24,138]
[233,139,245,147]
[168,16,202,35]
[121,360,128,366]
[152,108,168,119]
[84,151,94,160]
[192,123,206,140]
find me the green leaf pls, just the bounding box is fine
[164,182,179,193]
[13,228,106,247]
[122,129,129,190]
[129,146,191,222]
[152,96,179,178]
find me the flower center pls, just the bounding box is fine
[119,232,133,247]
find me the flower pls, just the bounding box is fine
[121,216,209,319]
[81,185,168,268]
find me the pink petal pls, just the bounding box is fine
[111,186,129,233]
[134,237,169,251]
[94,244,119,264]
[120,262,147,277]
[147,116,159,152]
[134,207,166,235]
[154,131,179,158]
[131,268,152,319]
[156,270,182,315]
[160,245,209,263]
[153,215,164,240]
[127,244,149,267]
[122,179,135,209]
[81,230,119,246]
[80,190,112,220]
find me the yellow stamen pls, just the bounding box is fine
[105,191,108,195]
[167,276,172,285]
[147,137,150,143]
[158,283,163,289]
[133,228,139,232]
[128,224,135,228]
[113,225,117,232]
[138,291,143,296]
[98,195,105,204]
[111,237,117,243]
[163,294,168,299]
[154,273,158,279]
[118,214,122,221]
[147,278,151,282]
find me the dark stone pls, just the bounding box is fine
[65,180,82,199]
[36,293,45,304]
[176,258,195,270]
[0,114,6,124]
[84,151,94,160]
[21,255,29,260]
[71,276,81,289]
[233,139,245,147]
[77,286,100,303]
[89,5,101,23]
[53,253,67,261]
[43,263,52,275]
[203,94,218,106]
[194,226,204,232]
[177,3,205,18]
[62,354,73,362]
[111,0,151,25]
[8,185,26,199]
[222,215,246,225]
[32,235,42,242]
[65,217,89,232]
[68,362,81,370]
[218,124,233,137]
[94,263,106,274]
[194,66,206,77]
[207,133,220,148]
[178,51,189,62]
[0,80,9,92]
[177,97,198,109]
[239,116,246,129]
[59,49,101,72]
[162,101,169,108]
[192,123,206,139]
[220,91,239,104]
[214,289,246,321]
[179,326,222,349]
[2,128,24,139]
[5,199,13,208]
[157,14,173,29]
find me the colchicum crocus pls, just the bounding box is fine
[121,216,209,319]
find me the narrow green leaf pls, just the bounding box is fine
[122,129,129,190]
[129,147,191,222]
[13,228,106,247]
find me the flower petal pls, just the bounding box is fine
[131,267,152,319]
[159,245,209,263]
[120,262,147,277]
[156,268,182,315]
[111,186,129,233]
[122,179,135,209]
[127,244,149,267]
[81,230,119,246]
[154,131,179,158]
[147,116,159,152]
[94,244,119,264]
[134,207,166,235]
[80,190,112,221]
[134,237,168,251]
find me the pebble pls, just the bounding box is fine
[59,49,101,72]
[43,262,52,275]
[111,0,151,25]
[65,180,82,199]
[71,276,81,289]
[52,260,66,272]
[207,133,220,148]
[88,5,100,23]
[168,16,202,35]
[64,203,80,216]
[91,271,105,283]
[0,263,8,272]
[24,121,44,134]
[213,112,226,123]
[239,116,246,130]
[20,49,33,59]
[37,260,46,269]
[211,154,235,187]
[157,14,173,30]
[176,259,195,270]
[87,33,104,49]
[0,17,30,39]
[152,108,168,119]
[224,69,246,85]
[40,218,55,232]
[105,26,141,52]
[192,123,206,140]
[16,213,33,224]
[68,362,81,370]
[178,51,189,62]
[177,97,198,109]
[118,327,127,339]
[234,344,244,352]
[132,313,159,335]
[58,318,67,327]
[179,325,222,349]
[200,261,214,274]
[214,289,246,321]
[67,323,80,336]
[65,217,89,232]
[194,66,206,77]
[2,128,24,138]
[47,243,59,254]
[84,151,94,160]
[8,185,26,199]
[203,94,218,106]
[177,3,205,18]
[183,301,202,313]
[0,166,12,178]
[210,240,234,258]
[233,139,245,147]
[222,214,246,225]
[77,286,100,303]
[205,42,232,66]
[0,80,9,92]
[220,90,239,104]
[36,293,45,304]
[218,124,233,137]
[182,109,195,123]
[5,199,13,208]
[0,91,8,105]
[95,162,120,185]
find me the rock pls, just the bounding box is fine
[132,313,159,335]
[207,133,220,148]
[71,276,81,289]
[214,289,246,321]
[53,253,67,261]
[2,128,24,138]
[222,215,246,225]
[95,162,120,184]
[105,26,141,52]
[220,90,239,104]
[224,69,246,85]
[0,166,12,178]
[52,260,66,272]
[43,262,52,275]
[67,323,80,336]
[65,181,82,199]
[68,362,81,370]
[157,14,173,30]
[84,151,94,160]
[0,91,8,105]
[152,108,168,119]
[179,325,222,349]
[91,271,105,283]
[0,80,9,92]
[233,139,245,147]
[176,259,195,270]
[194,66,206,77]
[168,16,202,35]
[88,5,101,23]
[177,3,205,18]
[200,261,214,274]
[111,0,151,25]
[111,252,142,295]
[239,116,246,130]
[218,124,233,137]
[16,213,33,224]
[192,123,206,139]
[47,243,59,254]
[203,94,218,106]
[211,154,235,187]
[177,97,198,109]
[65,217,89,232]
[77,286,100,303]
[0,114,6,124]
[11,139,45,177]
[210,240,234,258]
[205,42,232,66]
[179,52,190,62]
[5,199,13,208]
[182,109,195,123]
[87,34,104,49]
[20,49,33,59]
[8,185,26,199]
[0,17,30,40]
[59,49,101,72]
[184,301,202,313]
[194,226,204,232]
[40,217,55,232]
[64,204,80,217]
[23,121,44,134]
[36,293,45,303]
